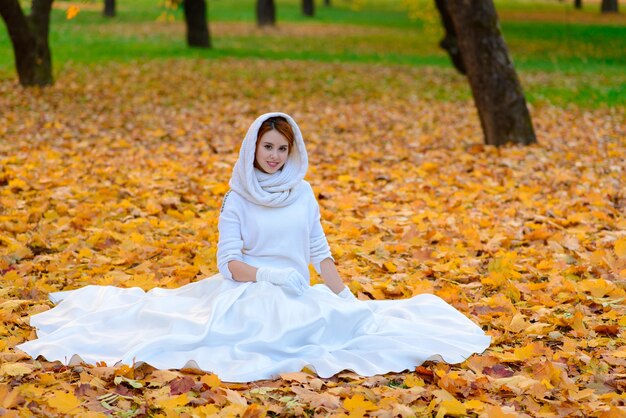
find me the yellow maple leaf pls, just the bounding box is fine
[47,391,81,413]
[464,399,485,411]
[514,343,542,361]
[436,399,467,418]
[200,373,221,389]
[211,183,229,195]
[195,404,220,416]
[578,279,615,298]
[535,259,553,270]
[156,393,188,409]
[129,232,145,244]
[38,373,57,386]
[77,247,93,258]
[343,393,377,417]
[404,374,425,388]
[614,237,626,259]
[383,261,397,273]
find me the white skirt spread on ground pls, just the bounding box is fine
[18,275,490,382]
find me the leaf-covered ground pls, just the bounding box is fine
[3,0,626,108]
[1,59,625,417]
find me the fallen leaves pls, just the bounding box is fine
[47,390,82,414]
[0,363,34,377]
[343,393,377,416]
[615,237,626,259]
[200,373,221,389]
[0,58,625,415]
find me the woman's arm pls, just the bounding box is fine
[319,257,346,294]
[227,260,258,282]
[217,192,245,280]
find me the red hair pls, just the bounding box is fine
[256,116,295,152]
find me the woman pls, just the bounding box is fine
[17,112,490,382]
[218,114,348,298]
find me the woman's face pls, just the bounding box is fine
[255,129,289,174]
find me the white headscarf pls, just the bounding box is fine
[229,112,308,207]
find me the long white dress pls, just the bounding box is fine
[18,275,490,382]
[17,112,491,382]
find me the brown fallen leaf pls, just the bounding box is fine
[169,376,195,395]
[594,324,619,336]
[291,386,341,410]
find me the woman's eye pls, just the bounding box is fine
[279,147,288,152]
[264,145,272,150]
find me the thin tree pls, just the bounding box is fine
[0,0,54,87]
[574,0,582,10]
[435,0,536,146]
[257,0,275,27]
[302,0,314,17]
[183,0,210,47]
[601,0,618,13]
[103,0,115,17]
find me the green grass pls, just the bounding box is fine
[1,0,625,108]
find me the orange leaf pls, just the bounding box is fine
[47,391,81,413]
[66,5,80,20]
[594,324,619,336]
[615,237,626,259]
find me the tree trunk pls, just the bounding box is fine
[0,0,54,87]
[183,0,211,48]
[324,0,331,6]
[302,0,314,17]
[601,0,618,13]
[434,0,465,74]
[103,0,116,17]
[256,0,275,27]
[443,0,536,146]
[574,0,582,10]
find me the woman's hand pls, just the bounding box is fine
[256,267,308,295]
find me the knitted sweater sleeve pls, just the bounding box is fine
[217,192,244,280]
[308,186,333,272]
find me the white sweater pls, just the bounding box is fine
[217,181,332,281]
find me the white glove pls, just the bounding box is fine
[337,287,356,300]
[256,267,308,295]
